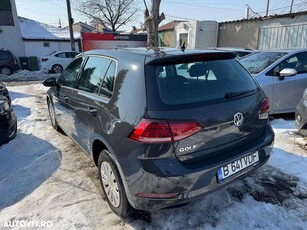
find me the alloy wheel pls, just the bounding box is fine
[0,67,11,76]
[100,161,121,208]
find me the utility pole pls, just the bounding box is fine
[266,0,270,17]
[66,0,75,51]
[290,0,294,14]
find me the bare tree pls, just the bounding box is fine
[143,0,165,47]
[76,0,138,32]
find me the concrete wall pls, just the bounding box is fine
[24,40,80,57]
[159,30,175,47]
[0,0,25,57]
[218,20,260,49]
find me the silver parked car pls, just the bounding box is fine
[240,49,307,114]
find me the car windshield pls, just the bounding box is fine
[146,58,258,107]
[240,52,288,74]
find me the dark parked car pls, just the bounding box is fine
[0,82,11,105]
[43,48,274,218]
[0,95,17,145]
[0,49,20,76]
[295,88,307,136]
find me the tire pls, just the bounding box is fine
[47,99,59,131]
[51,64,63,73]
[98,150,133,218]
[8,121,17,140]
[0,66,12,76]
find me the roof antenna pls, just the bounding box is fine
[181,42,186,52]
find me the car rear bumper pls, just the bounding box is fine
[0,109,17,144]
[124,125,274,211]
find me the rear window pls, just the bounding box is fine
[146,58,259,108]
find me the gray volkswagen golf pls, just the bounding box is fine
[43,48,274,218]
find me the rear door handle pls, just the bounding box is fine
[87,107,98,116]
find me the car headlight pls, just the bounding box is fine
[0,99,9,114]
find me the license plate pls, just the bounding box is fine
[217,152,259,182]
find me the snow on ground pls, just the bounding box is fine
[0,83,306,230]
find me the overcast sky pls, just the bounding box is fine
[14,0,300,30]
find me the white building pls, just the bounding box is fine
[0,0,80,59]
[0,0,25,58]
[19,17,80,57]
[174,20,219,49]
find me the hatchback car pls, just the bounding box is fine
[40,50,80,73]
[0,49,20,76]
[0,95,17,145]
[43,48,274,218]
[240,49,307,114]
[295,88,307,136]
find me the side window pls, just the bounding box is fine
[100,61,116,98]
[269,52,307,76]
[78,56,111,94]
[0,52,9,60]
[294,52,307,74]
[55,52,65,58]
[71,52,79,58]
[58,57,83,87]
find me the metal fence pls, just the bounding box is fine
[258,22,307,50]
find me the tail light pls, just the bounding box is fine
[259,96,269,119]
[128,118,202,143]
[42,58,48,62]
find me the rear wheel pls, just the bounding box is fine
[98,150,133,218]
[51,64,63,73]
[0,67,12,76]
[47,99,59,131]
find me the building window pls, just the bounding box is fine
[43,42,50,47]
[0,0,14,26]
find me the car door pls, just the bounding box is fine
[70,55,117,154]
[267,52,307,113]
[53,57,84,137]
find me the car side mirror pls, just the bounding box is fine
[278,68,297,80]
[43,77,57,87]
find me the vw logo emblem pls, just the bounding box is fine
[234,112,244,127]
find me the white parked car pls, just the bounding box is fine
[40,51,80,73]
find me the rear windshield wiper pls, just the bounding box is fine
[225,90,255,99]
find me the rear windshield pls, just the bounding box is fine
[146,58,259,108]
